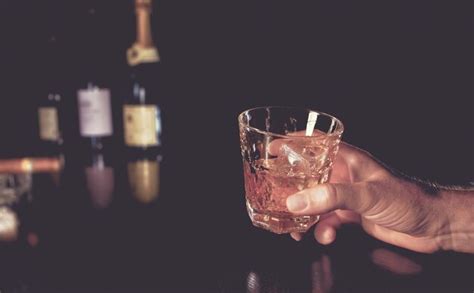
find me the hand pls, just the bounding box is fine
[283,142,474,253]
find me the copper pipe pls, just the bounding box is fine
[0,158,62,174]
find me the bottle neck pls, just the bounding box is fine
[90,137,104,151]
[86,82,100,91]
[128,62,160,104]
[127,0,160,66]
[81,6,109,88]
[133,83,147,104]
[136,0,154,48]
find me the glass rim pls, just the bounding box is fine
[238,106,344,139]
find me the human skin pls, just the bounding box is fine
[275,141,474,253]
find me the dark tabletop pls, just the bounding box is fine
[0,146,472,292]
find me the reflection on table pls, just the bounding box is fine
[128,156,161,204]
[0,153,471,292]
[0,206,19,241]
[0,172,33,242]
[85,153,115,209]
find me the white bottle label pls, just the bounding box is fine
[123,105,160,147]
[77,88,113,137]
[38,107,59,141]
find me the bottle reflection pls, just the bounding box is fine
[0,173,33,205]
[85,153,114,209]
[0,207,19,242]
[127,157,160,203]
[50,154,66,187]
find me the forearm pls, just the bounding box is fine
[435,188,474,253]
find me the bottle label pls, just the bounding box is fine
[38,107,59,141]
[77,88,113,137]
[123,105,159,147]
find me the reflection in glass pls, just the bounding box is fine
[127,157,160,204]
[0,207,19,241]
[311,254,333,293]
[85,154,114,209]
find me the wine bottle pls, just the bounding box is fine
[38,94,62,146]
[123,0,162,155]
[77,5,114,152]
[77,84,113,151]
[37,35,63,156]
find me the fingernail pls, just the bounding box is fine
[287,193,307,212]
[290,233,302,241]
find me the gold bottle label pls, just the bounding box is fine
[38,107,59,141]
[124,105,159,147]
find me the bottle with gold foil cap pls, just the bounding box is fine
[123,0,162,155]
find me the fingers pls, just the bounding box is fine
[289,211,360,244]
[336,142,390,181]
[314,223,337,245]
[267,138,286,156]
[314,211,360,245]
[290,232,302,241]
[286,183,368,216]
[269,137,388,184]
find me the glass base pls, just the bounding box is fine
[246,200,319,234]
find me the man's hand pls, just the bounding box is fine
[284,142,474,253]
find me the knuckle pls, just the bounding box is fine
[345,152,360,167]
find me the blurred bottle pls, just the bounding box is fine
[127,155,161,204]
[38,93,62,147]
[37,35,64,157]
[123,0,162,155]
[77,85,113,151]
[85,153,114,209]
[77,6,114,152]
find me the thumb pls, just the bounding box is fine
[286,183,369,215]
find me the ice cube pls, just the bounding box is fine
[278,144,312,177]
[301,144,329,172]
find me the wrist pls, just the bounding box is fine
[435,189,474,253]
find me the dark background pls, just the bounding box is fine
[0,0,472,183]
[0,1,473,291]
